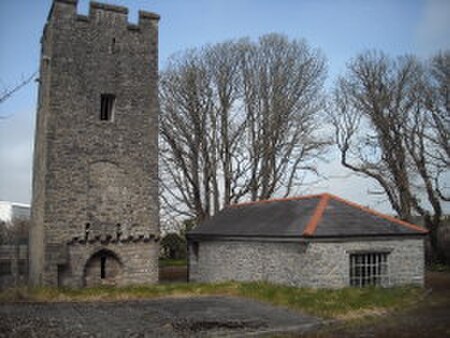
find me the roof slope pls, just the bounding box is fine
[188,193,427,239]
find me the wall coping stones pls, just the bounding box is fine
[90,1,128,14]
[139,11,160,21]
[54,0,77,5]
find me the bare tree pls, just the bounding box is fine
[160,34,328,223]
[239,34,327,200]
[425,51,450,200]
[331,52,418,219]
[407,51,450,261]
[204,41,243,208]
[330,50,449,262]
[0,71,37,109]
[0,219,29,245]
[160,50,214,222]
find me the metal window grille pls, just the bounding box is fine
[350,252,389,287]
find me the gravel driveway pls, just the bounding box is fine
[0,296,321,337]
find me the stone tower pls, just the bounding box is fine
[29,0,160,287]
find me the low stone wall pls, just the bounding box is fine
[188,238,424,288]
[0,245,28,290]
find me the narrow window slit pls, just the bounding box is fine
[100,256,106,279]
[85,223,90,241]
[116,223,121,241]
[100,94,115,121]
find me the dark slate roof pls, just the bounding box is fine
[188,193,427,239]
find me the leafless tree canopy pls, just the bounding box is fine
[0,219,29,245]
[329,50,450,261]
[427,51,450,200]
[160,34,328,223]
[0,71,37,108]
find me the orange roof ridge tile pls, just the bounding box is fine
[303,194,330,236]
[327,193,428,233]
[228,192,427,235]
[229,193,325,208]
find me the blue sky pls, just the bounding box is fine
[0,0,449,212]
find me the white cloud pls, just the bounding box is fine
[0,109,34,204]
[416,0,450,55]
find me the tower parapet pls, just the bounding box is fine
[46,0,159,32]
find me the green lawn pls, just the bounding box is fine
[0,282,423,319]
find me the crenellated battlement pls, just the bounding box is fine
[48,0,159,32]
[90,1,128,15]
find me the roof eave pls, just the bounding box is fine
[187,232,427,242]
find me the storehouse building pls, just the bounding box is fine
[187,193,427,288]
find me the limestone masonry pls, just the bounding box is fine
[189,239,425,288]
[188,194,427,288]
[29,0,160,287]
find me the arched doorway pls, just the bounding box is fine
[83,249,122,287]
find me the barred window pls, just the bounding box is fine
[350,252,389,287]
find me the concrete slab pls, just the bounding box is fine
[0,296,322,337]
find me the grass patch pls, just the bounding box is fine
[158,258,187,267]
[0,282,423,319]
[241,282,423,319]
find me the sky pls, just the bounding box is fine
[0,0,449,214]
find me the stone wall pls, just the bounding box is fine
[0,245,28,290]
[30,0,160,287]
[60,241,159,287]
[188,238,425,288]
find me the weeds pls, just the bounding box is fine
[0,282,423,319]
